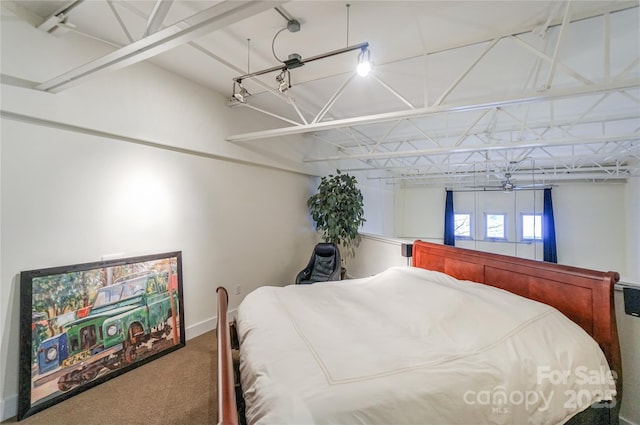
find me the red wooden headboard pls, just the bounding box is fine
[412,240,622,400]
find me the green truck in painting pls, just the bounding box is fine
[37,271,179,391]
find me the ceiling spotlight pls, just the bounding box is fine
[276,69,291,93]
[232,80,250,103]
[356,47,371,77]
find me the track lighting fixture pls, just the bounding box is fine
[356,46,372,77]
[276,69,291,93]
[232,80,250,103]
[229,6,371,104]
[230,42,370,103]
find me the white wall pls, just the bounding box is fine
[395,187,444,241]
[0,13,318,420]
[454,189,545,259]
[553,184,628,272]
[396,187,547,258]
[616,290,640,425]
[358,178,395,238]
[0,117,318,420]
[395,184,628,271]
[347,234,410,278]
[619,175,640,425]
[626,175,640,280]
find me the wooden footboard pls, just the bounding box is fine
[216,287,238,425]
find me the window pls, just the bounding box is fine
[522,213,542,241]
[485,213,506,240]
[454,213,472,239]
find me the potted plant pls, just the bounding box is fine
[307,170,366,264]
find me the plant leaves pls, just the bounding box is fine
[306,170,366,257]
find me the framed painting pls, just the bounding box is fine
[18,251,185,420]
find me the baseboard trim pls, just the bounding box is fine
[1,311,237,421]
[185,316,216,340]
[185,309,236,341]
[1,394,18,422]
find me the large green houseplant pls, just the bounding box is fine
[307,170,366,259]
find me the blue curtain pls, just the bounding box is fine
[444,190,455,246]
[543,188,557,263]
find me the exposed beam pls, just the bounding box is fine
[378,171,633,182]
[241,104,303,126]
[144,0,173,37]
[116,0,318,125]
[399,172,634,183]
[36,0,84,33]
[312,73,355,124]
[377,162,640,183]
[36,1,284,93]
[229,2,638,97]
[454,109,492,147]
[341,158,639,174]
[115,1,301,111]
[509,36,592,85]
[371,74,416,110]
[107,0,133,43]
[250,105,631,155]
[544,0,573,89]
[56,22,123,48]
[304,134,639,163]
[432,37,500,107]
[1,1,45,27]
[225,79,639,142]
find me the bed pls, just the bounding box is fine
[216,240,622,425]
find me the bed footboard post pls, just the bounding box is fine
[604,272,623,410]
[216,287,239,425]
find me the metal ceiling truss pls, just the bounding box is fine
[367,161,637,187]
[226,5,640,184]
[341,142,639,176]
[10,0,638,184]
[34,0,285,92]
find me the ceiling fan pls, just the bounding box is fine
[501,173,517,192]
[499,173,547,192]
[449,170,550,192]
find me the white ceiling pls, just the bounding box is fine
[4,0,640,188]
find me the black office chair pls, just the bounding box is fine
[295,243,342,284]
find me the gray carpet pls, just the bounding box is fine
[5,331,217,425]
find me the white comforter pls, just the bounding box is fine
[236,266,616,425]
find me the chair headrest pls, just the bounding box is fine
[315,243,337,257]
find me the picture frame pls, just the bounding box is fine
[18,251,185,420]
